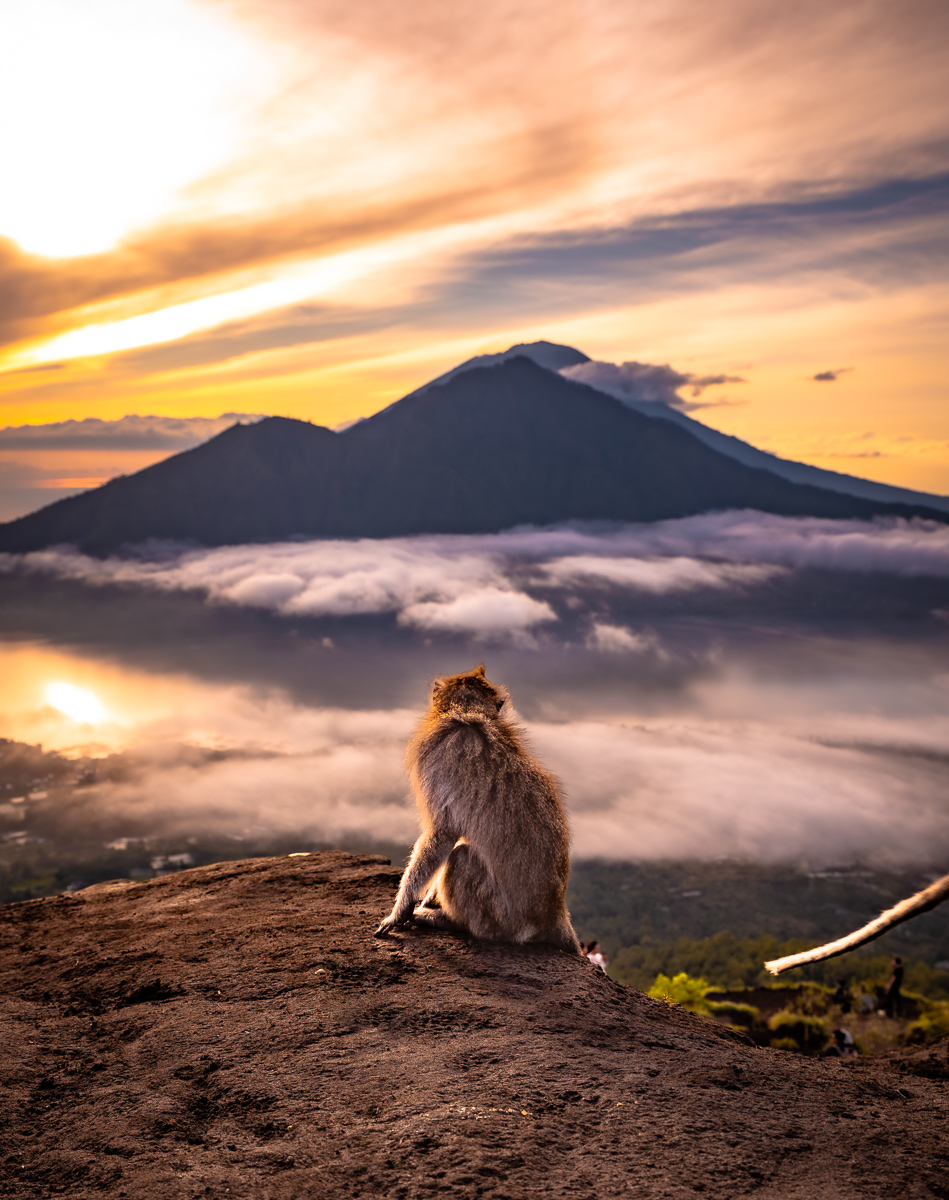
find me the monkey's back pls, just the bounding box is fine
[408,713,571,927]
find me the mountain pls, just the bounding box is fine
[436,341,949,513]
[578,388,949,515]
[421,338,590,388]
[0,353,947,555]
[2,851,946,1199]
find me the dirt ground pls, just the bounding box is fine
[1,851,947,1199]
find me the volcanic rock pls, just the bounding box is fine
[1,852,947,1198]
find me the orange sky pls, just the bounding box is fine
[1,0,948,519]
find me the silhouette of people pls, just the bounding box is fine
[821,1028,858,1059]
[584,940,609,973]
[884,956,904,1018]
[832,979,853,1014]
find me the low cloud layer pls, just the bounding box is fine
[7,661,948,869]
[3,512,949,644]
[2,515,948,870]
[542,554,780,592]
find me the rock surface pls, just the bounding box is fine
[1,851,947,1199]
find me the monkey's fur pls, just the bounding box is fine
[374,665,581,953]
[765,870,949,975]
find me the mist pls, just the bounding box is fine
[1,512,948,871]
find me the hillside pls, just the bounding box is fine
[1,357,946,555]
[2,851,947,1198]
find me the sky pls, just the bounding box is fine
[1,0,948,520]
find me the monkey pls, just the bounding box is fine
[765,870,949,975]
[373,664,581,953]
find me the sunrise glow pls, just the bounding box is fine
[0,0,266,258]
[0,0,946,509]
[45,682,108,725]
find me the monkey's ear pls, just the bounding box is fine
[496,697,505,710]
[472,663,486,677]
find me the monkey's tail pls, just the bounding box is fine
[764,870,949,976]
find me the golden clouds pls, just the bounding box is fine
[0,0,947,500]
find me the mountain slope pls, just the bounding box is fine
[605,395,949,514]
[0,356,946,555]
[439,343,949,512]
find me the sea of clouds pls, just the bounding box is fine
[21,674,949,869]
[3,510,949,867]
[3,511,949,641]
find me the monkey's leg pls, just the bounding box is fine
[408,905,465,934]
[374,828,456,938]
[436,843,507,941]
[419,866,445,909]
[543,913,582,955]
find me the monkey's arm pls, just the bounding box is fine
[373,827,458,938]
[765,870,949,975]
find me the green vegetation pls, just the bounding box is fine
[705,999,758,1029]
[908,1002,949,1042]
[644,968,949,1055]
[568,858,949,971]
[605,929,949,1000]
[647,971,711,1012]
[767,1010,828,1054]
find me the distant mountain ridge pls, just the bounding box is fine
[444,341,949,515]
[0,350,946,555]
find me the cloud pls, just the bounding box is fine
[0,413,270,522]
[14,666,949,869]
[0,413,264,451]
[560,360,745,411]
[812,368,852,382]
[398,587,556,637]
[585,622,658,654]
[0,535,552,641]
[597,511,949,577]
[4,512,949,645]
[3,530,949,869]
[1,0,947,388]
[542,555,780,592]
[534,711,949,866]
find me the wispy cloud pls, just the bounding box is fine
[812,368,853,382]
[0,413,266,522]
[0,413,262,450]
[542,555,778,592]
[560,359,745,411]
[1,2,947,421]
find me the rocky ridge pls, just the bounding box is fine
[1,852,947,1199]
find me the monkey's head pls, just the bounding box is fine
[429,664,509,719]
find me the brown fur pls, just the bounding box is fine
[374,665,581,953]
[765,870,949,975]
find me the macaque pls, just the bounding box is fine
[765,871,949,975]
[374,665,580,953]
